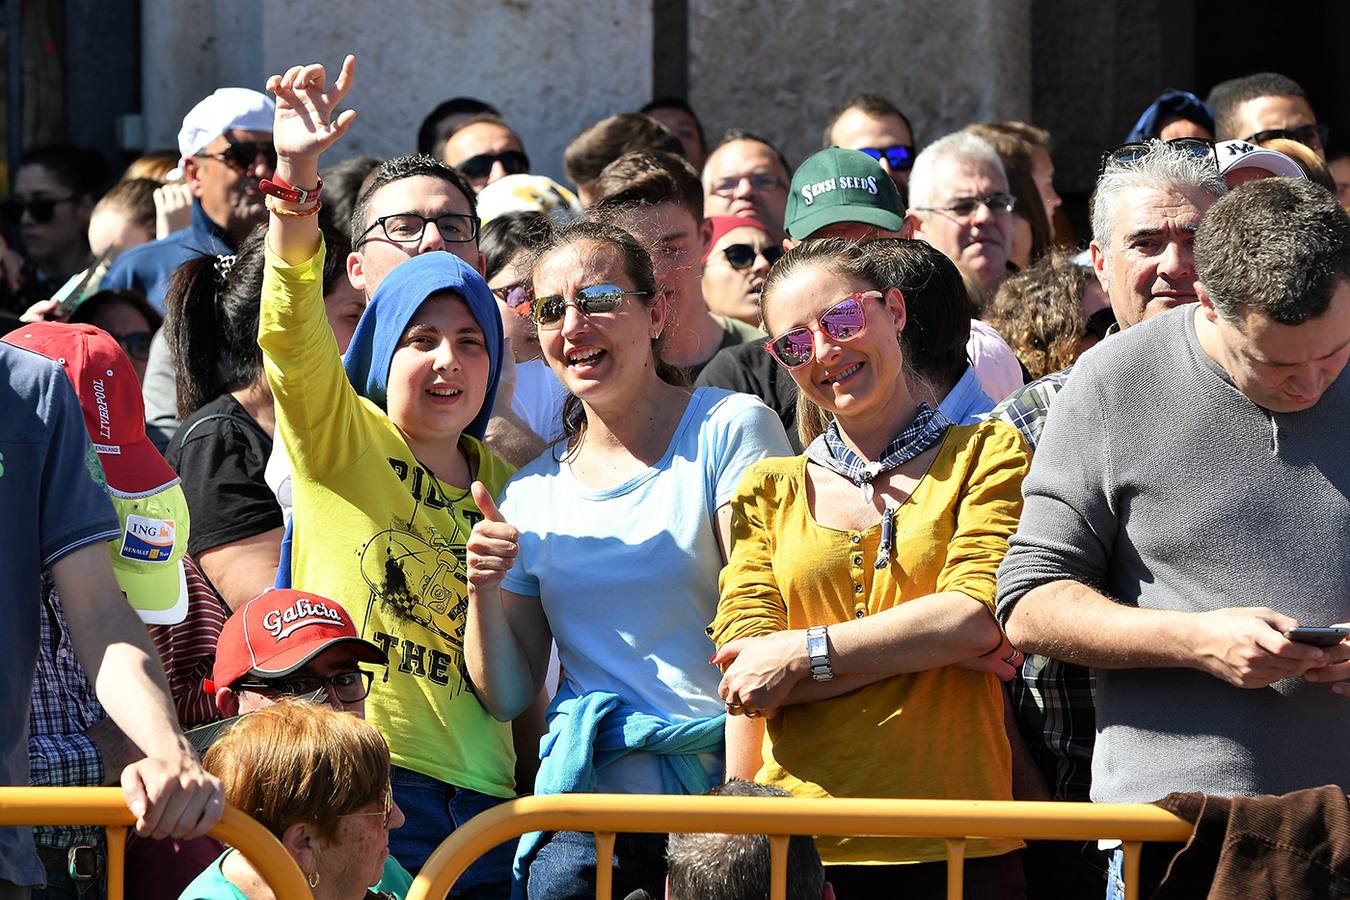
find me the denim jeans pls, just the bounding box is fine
[31,866,101,900]
[525,830,667,900]
[388,766,515,898]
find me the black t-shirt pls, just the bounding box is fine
[695,340,802,452]
[165,394,283,556]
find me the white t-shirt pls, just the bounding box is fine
[511,358,568,444]
[499,388,792,792]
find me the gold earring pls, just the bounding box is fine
[308,870,320,888]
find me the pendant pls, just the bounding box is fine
[861,480,874,504]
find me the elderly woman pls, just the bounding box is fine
[180,700,408,899]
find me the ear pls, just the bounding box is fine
[347,250,367,295]
[1089,240,1109,294]
[181,157,206,200]
[903,211,925,239]
[649,287,671,338]
[884,286,907,334]
[821,880,836,900]
[214,687,240,718]
[700,219,715,258]
[1196,280,1221,324]
[782,236,798,253]
[476,250,487,277]
[281,820,319,875]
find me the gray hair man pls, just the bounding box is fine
[905,132,1015,298]
[998,177,1350,895]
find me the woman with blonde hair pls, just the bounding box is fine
[710,238,1029,898]
[180,700,407,899]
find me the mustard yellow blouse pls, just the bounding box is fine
[710,420,1030,865]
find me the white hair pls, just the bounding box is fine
[1090,140,1228,264]
[906,132,1008,210]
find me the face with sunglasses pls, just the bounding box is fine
[488,252,540,359]
[702,225,781,327]
[186,129,277,241]
[1234,94,1326,159]
[442,121,529,192]
[7,162,94,273]
[532,240,665,405]
[829,105,916,188]
[761,264,906,419]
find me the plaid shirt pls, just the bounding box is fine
[994,366,1097,802]
[29,575,106,852]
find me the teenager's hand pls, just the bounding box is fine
[264,55,357,165]
[466,482,520,591]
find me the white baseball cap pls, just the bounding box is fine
[177,88,277,161]
[1214,139,1307,187]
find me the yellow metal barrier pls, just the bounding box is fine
[0,786,313,900]
[408,794,1194,900]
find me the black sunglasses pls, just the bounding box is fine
[1246,123,1330,151]
[456,150,530,182]
[234,669,374,704]
[857,144,915,171]
[1099,137,1214,176]
[115,331,154,362]
[1,196,76,226]
[199,140,278,173]
[719,243,783,270]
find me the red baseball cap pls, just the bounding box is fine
[211,589,387,690]
[3,322,176,495]
[701,214,772,265]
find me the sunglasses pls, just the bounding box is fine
[233,669,374,704]
[456,150,530,182]
[1083,307,1116,341]
[1246,123,1330,151]
[341,783,393,830]
[857,144,915,171]
[719,243,784,270]
[115,331,154,362]
[199,140,278,173]
[710,173,785,196]
[1,196,76,226]
[912,192,1016,219]
[1098,137,1214,175]
[492,283,533,316]
[532,283,649,329]
[764,291,876,369]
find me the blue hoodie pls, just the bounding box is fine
[1125,89,1216,144]
[341,250,504,440]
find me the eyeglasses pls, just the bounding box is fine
[764,291,876,369]
[115,331,154,362]
[912,192,1016,219]
[355,212,479,247]
[233,669,373,704]
[1083,307,1116,341]
[340,783,393,830]
[1,196,76,226]
[456,150,530,183]
[717,243,783,271]
[857,144,915,171]
[198,140,278,173]
[1098,137,1214,175]
[710,173,785,196]
[531,283,649,329]
[1246,123,1330,151]
[492,283,533,316]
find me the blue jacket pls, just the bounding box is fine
[101,202,233,312]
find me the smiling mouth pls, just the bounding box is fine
[821,362,862,385]
[426,386,462,399]
[566,347,606,367]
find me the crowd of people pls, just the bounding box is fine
[5,51,1350,900]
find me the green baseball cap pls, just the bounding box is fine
[785,147,905,239]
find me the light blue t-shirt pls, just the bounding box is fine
[499,388,792,792]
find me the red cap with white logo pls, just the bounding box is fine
[212,588,387,689]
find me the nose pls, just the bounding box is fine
[253,152,276,180]
[1158,239,1194,284]
[877,157,894,174]
[811,324,844,364]
[434,336,462,373]
[558,302,587,338]
[970,200,996,225]
[488,159,508,185]
[322,684,345,712]
[751,250,772,277]
[418,219,446,254]
[388,800,407,831]
[732,176,755,198]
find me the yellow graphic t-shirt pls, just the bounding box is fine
[260,244,515,797]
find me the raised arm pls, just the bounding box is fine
[264,55,357,261]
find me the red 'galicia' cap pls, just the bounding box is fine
[211,589,387,690]
[2,322,177,496]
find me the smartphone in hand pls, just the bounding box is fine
[1286,626,1350,647]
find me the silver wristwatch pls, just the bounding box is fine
[806,625,833,682]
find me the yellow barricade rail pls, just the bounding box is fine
[409,794,1194,900]
[0,786,312,900]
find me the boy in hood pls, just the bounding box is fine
[257,56,517,894]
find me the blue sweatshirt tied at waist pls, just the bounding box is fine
[511,685,725,897]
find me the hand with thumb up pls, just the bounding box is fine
[466,482,520,590]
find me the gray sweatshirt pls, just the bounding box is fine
[996,305,1350,803]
